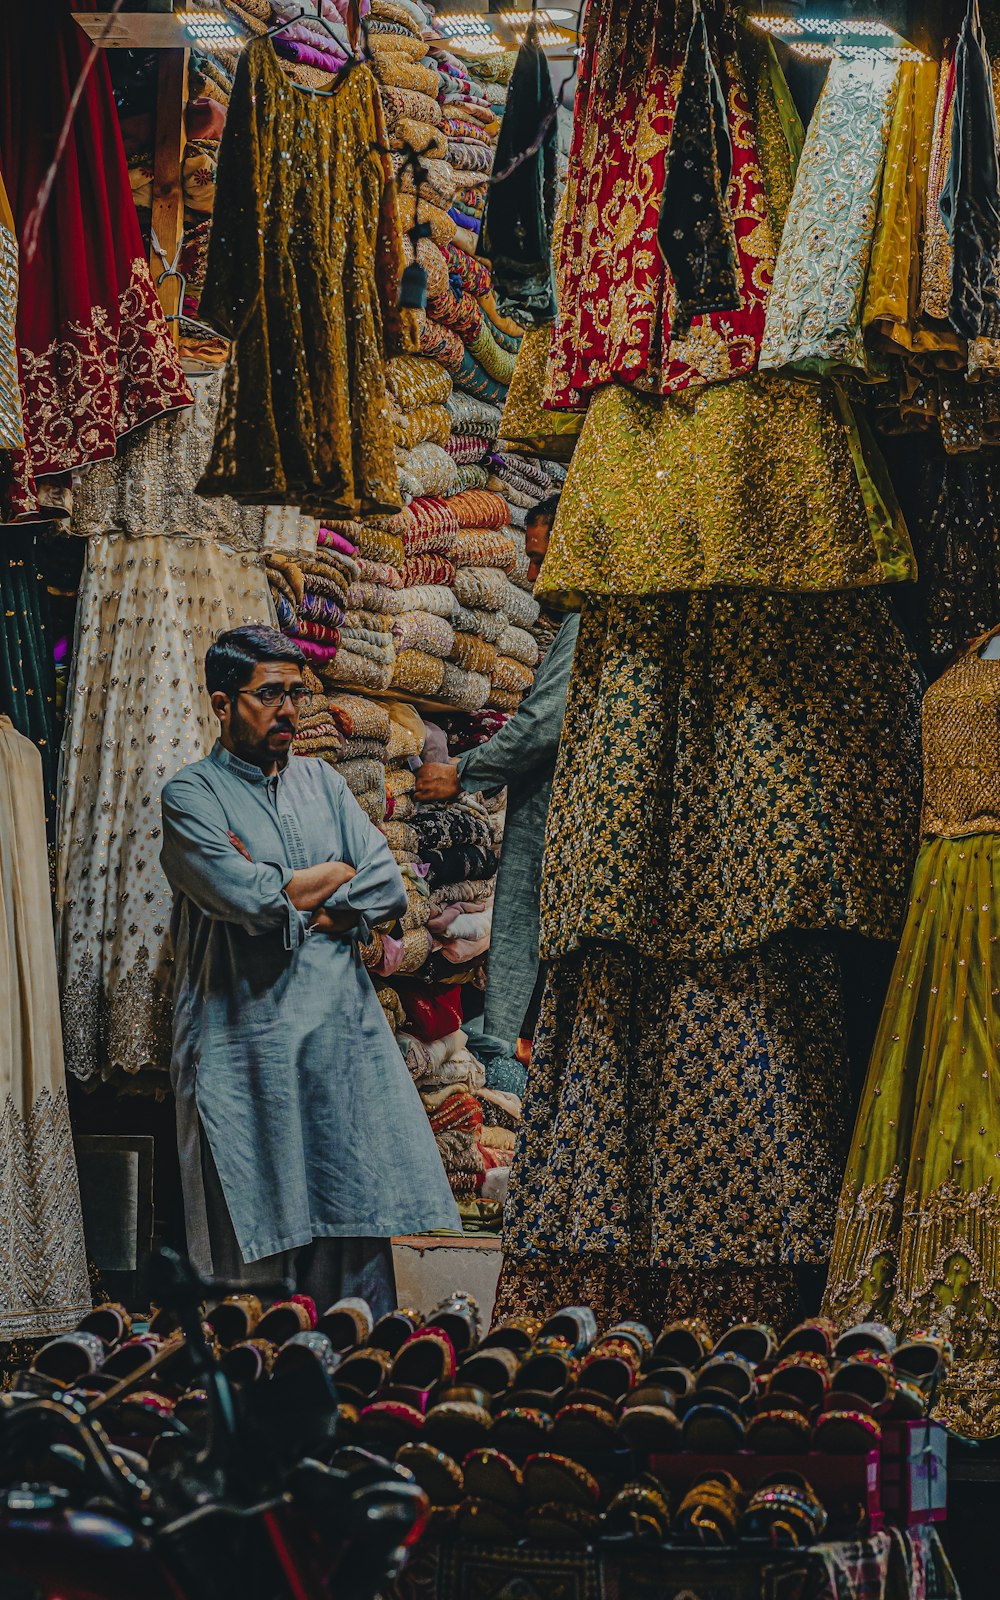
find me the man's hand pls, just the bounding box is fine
[415,761,461,803]
[286,860,356,912]
[309,908,358,937]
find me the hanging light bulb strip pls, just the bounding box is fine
[749,12,927,59]
[182,7,243,47]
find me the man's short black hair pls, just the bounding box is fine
[526,493,560,526]
[205,625,305,697]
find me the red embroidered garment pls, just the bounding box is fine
[549,0,775,408]
[0,0,192,521]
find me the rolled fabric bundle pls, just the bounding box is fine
[377,54,441,96]
[387,700,426,757]
[397,927,434,975]
[347,581,408,614]
[401,884,433,931]
[418,317,465,373]
[423,1048,485,1093]
[393,610,456,658]
[402,554,456,586]
[469,323,518,387]
[356,557,404,588]
[338,630,395,665]
[325,651,394,691]
[450,631,497,674]
[391,402,451,451]
[450,529,517,571]
[447,489,510,529]
[491,654,533,701]
[377,986,406,1033]
[297,640,341,668]
[503,532,531,591]
[489,474,535,510]
[454,604,507,644]
[369,0,424,35]
[401,233,451,299]
[453,351,509,407]
[382,83,443,127]
[494,451,553,493]
[325,693,391,743]
[385,355,453,409]
[428,1091,484,1137]
[454,565,508,610]
[295,618,342,645]
[500,577,540,631]
[397,440,459,497]
[299,593,347,624]
[455,465,490,492]
[356,526,406,566]
[367,29,427,59]
[266,551,305,606]
[397,190,455,244]
[428,282,482,341]
[385,762,417,797]
[383,819,419,855]
[444,434,489,464]
[447,140,494,174]
[446,242,491,296]
[446,393,504,436]
[439,661,491,710]
[404,495,460,541]
[435,1130,486,1175]
[395,584,457,618]
[342,734,388,760]
[391,649,446,696]
[387,792,415,819]
[441,112,492,142]
[496,622,538,667]
[487,686,520,713]
[398,983,464,1043]
[411,808,494,852]
[428,877,495,911]
[390,151,458,204]
[335,756,386,795]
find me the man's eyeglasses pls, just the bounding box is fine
[239,685,308,709]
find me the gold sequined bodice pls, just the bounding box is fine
[921,643,1000,837]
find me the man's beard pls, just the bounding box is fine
[229,704,294,764]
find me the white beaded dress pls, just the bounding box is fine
[58,370,283,1090]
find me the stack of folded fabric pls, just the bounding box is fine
[265,525,361,677]
[292,668,346,763]
[314,518,400,694]
[326,690,392,823]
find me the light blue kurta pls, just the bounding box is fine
[161,743,460,1264]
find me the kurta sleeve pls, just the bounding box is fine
[198,49,263,342]
[161,774,308,949]
[323,774,408,938]
[456,613,580,794]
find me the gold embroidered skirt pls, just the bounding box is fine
[824,832,1000,1438]
[540,591,923,963]
[503,938,850,1273]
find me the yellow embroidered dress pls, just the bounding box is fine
[825,635,1000,1438]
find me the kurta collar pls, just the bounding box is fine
[210,741,289,787]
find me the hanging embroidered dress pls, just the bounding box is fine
[198,41,406,517]
[58,374,275,1091]
[549,2,780,408]
[533,10,917,604]
[824,639,1000,1440]
[0,718,91,1337]
[0,0,192,523]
